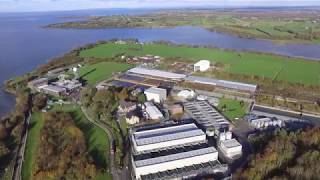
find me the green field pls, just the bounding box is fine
[79,61,132,85]
[80,43,320,85]
[22,112,45,180]
[217,98,248,121]
[52,105,111,178]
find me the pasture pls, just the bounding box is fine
[79,61,132,85]
[80,43,320,85]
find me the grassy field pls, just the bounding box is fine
[80,43,320,85]
[51,105,111,178]
[217,98,248,121]
[79,61,132,85]
[22,112,45,180]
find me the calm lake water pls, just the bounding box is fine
[1,9,320,117]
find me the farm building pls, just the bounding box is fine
[219,139,242,159]
[194,60,210,72]
[131,123,206,153]
[143,102,163,120]
[185,76,257,93]
[144,87,167,103]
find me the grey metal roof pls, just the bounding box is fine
[184,101,230,130]
[135,147,217,167]
[135,129,205,146]
[128,67,186,80]
[134,123,198,139]
[185,76,257,92]
[220,139,241,148]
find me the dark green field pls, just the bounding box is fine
[80,43,320,86]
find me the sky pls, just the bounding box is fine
[0,0,320,12]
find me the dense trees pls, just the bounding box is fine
[0,90,31,177]
[33,112,99,180]
[235,128,320,180]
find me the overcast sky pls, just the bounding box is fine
[0,0,320,12]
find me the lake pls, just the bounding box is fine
[1,8,320,117]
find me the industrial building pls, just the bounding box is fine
[184,101,230,136]
[131,123,206,153]
[51,79,82,92]
[219,139,242,159]
[128,67,186,81]
[27,78,48,91]
[144,87,167,103]
[194,60,210,72]
[143,102,164,120]
[132,143,219,179]
[38,85,66,96]
[185,76,257,93]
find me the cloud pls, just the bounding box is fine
[0,0,320,12]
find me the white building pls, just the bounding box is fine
[194,60,210,72]
[133,146,218,179]
[144,102,163,120]
[249,117,283,129]
[131,123,206,153]
[219,138,242,158]
[144,87,167,103]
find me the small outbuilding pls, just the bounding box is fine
[219,138,242,159]
[194,60,210,72]
[177,89,195,99]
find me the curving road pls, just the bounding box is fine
[81,107,130,180]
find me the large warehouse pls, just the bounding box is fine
[184,101,230,136]
[131,123,206,153]
[132,144,219,179]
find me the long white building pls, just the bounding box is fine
[133,145,218,179]
[131,123,206,153]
